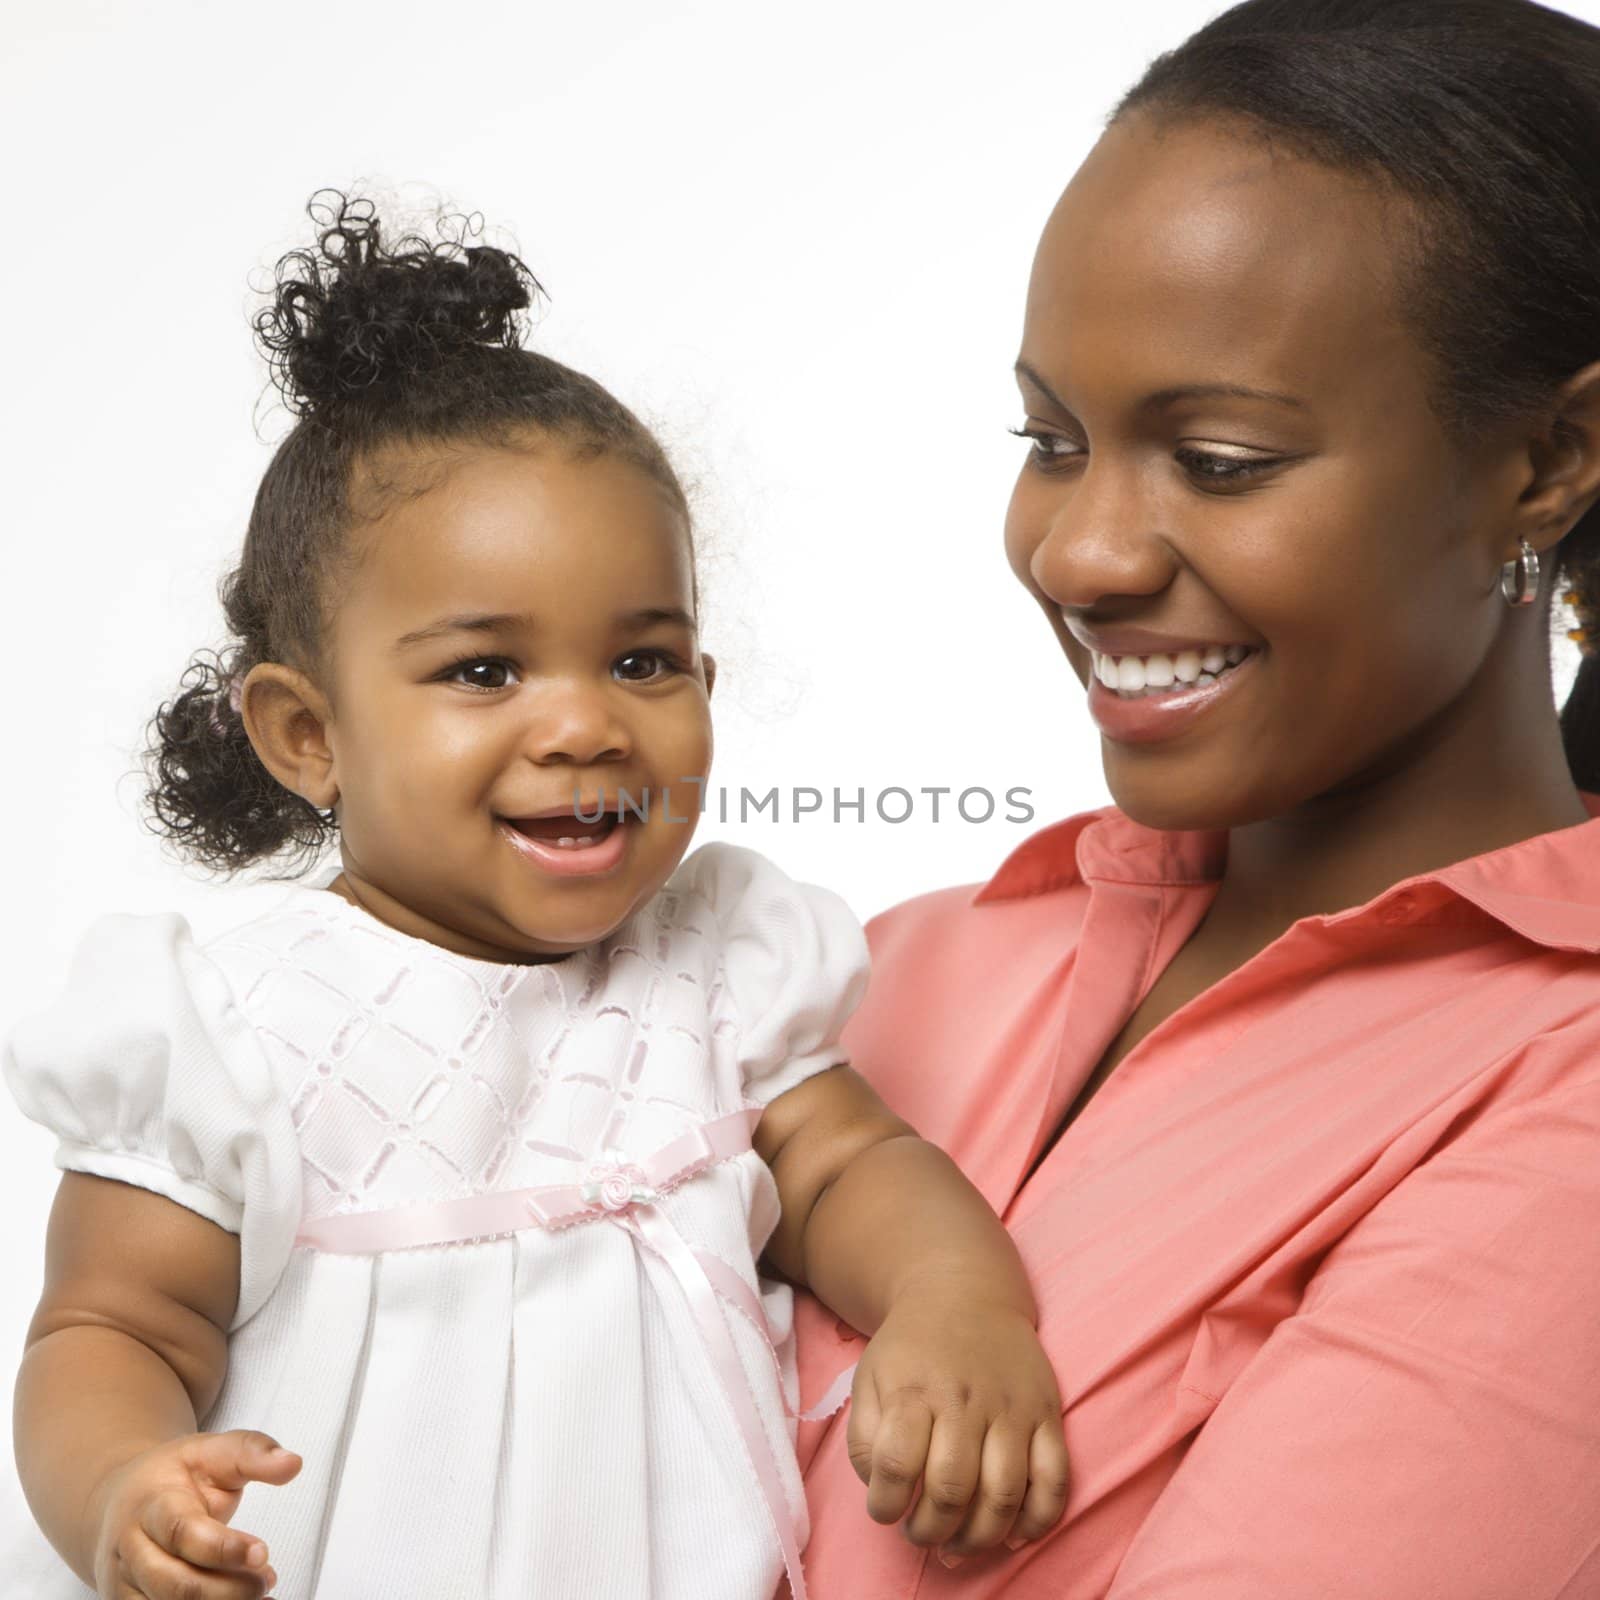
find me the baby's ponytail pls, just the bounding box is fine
[142,188,687,876]
[144,565,336,875]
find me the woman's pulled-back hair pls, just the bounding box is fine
[144,191,686,875]
[1115,0,1600,788]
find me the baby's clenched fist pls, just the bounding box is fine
[846,1293,1069,1564]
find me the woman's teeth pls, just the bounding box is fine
[1093,644,1254,697]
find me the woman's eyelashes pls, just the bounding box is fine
[1010,426,1085,469]
[1009,425,1289,487]
[435,649,688,693]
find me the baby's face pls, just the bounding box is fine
[322,435,713,962]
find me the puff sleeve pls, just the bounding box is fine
[3,913,302,1328]
[681,843,871,1106]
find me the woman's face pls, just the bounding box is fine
[1005,113,1531,831]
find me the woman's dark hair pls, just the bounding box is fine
[144,191,687,874]
[1115,0,1600,788]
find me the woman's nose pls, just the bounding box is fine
[1024,467,1177,612]
[521,681,631,766]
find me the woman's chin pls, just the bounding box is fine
[1101,763,1264,835]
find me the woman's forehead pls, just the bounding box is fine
[1023,114,1422,408]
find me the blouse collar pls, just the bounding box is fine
[975,792,1600,954]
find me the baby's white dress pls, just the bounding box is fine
[4,842,868,1600]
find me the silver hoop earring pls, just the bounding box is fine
[1500,538,1540,607]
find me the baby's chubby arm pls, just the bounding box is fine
[17,1172,299,1598]
[756,1066,1069,1563]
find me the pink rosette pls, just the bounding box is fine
[581,1163,653,1212]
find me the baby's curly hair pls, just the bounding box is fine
[144,190,687,875]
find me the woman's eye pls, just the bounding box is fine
[1175,446,1281,485]
[613,649,680,683]
[443,656,519,691]
[1009,426,1083,469]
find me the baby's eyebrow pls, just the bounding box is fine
[622,606,697,632]
[392,606,698,652]
[392,612,529,651]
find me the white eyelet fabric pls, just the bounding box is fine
[4,843,869,1600]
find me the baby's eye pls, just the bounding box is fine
[443,656,520,692]
[613,649,681,684]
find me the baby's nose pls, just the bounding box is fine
[520,681,632,765]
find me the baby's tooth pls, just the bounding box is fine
[1201,646,1227,674]
[1143,652,1175,688]
[1173,649,1202,684]
[1116,656,1147,692]
[1224,644,1247,665]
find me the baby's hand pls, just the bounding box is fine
[846,1291,1068,1564]
[86,1429,300,1599]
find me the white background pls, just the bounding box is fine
[3,0,1595,1551]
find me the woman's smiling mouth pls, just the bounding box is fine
[1091,642,1257,696]
[1084,645,1262,744]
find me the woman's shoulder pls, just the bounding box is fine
[861,812,1108,970]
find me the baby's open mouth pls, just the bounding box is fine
[503,811,622,850]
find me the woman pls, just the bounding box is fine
[795,1,1600,1594]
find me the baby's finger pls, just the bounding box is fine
[139,1488,270,1574]
[942,1420,1030,1556]
[1008,1419,1072,1547]
[864,1397,933,1526]
[122,1526,275,1599]
[903,1410,982,1551]
[187,1431,302,1494]
[844,1373,882,1487]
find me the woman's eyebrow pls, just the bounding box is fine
[1014,359,1306,413]
[1014,359,1069,410]
[1140,382,1307,411]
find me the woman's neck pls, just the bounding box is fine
[1207,675,1592,943]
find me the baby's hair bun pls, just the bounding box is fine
[255,189,543,416]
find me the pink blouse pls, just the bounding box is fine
[795,796,1600,1598]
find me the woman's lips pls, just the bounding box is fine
[1086,648,1261,744]
[498,814,633,878]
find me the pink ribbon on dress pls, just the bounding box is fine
[294,1106,852,1600]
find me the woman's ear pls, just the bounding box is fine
[702,652,718,697]
[238,663,340,810]
[1511,358,1600,557]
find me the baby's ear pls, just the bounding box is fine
[702,652,717,697]
[239,663,340,810]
